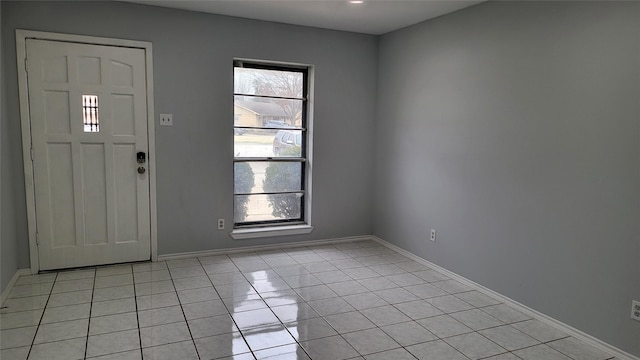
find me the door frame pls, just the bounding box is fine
[16,30,158,273]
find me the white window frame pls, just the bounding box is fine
[230,59,314,239]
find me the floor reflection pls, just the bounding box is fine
[227,269,311,357]
[253,343,311,359]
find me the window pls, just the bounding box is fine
[82,94,99,132]
[233,61,310,232]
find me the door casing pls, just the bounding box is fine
[16,30,158,273]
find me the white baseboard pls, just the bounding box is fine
[371,236,639,360]
[157,235,373,261]
[1,269,32,306]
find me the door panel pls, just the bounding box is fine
[81,143,108,245]
[77,56,101,85]
[27,39,150,270]
[111,60,134,87]
[47,143,76,248]
[112,95,136,136]
[43,90,71,134]
[113,144,139,243]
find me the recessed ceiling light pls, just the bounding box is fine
[349,1,364,4]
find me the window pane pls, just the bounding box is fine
[82,95,99,132]
[234,161,302,194]
[234,128,302,158]
[234,96,303,129]
[234,67,303,99]
[234,193,302,223]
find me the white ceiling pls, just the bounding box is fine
[122,0,484,35]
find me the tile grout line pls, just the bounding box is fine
[306,292,579,360]
[131,265,144,360]
[170,259,203,360]
[216,255,259,359]
[286,247,491,358]
[394,299,574,360]
[274,248,380,358]
[84,268,96,360]
[26,272,58,360]
[279,248,466,358]
[248,260,315,360]
[323,244,400,359]
[270,252,341,355]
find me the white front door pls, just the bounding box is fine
[26,39,151,270]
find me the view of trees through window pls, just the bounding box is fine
[233,62,308,226]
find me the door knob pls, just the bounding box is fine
[137,166,146,174]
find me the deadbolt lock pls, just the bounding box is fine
[137,152,146,164]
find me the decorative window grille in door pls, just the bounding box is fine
[82,95,99,132]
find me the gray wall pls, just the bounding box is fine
[1,1,22,294]
[374,1,640,356]
[1,1,376,266]
[2,0,639,356]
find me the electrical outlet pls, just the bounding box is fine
[632,300,640,321]
[430,229,436,242]
[217,219,225,230]
[160,113,173,126]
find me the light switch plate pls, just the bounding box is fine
[160,114,173,126]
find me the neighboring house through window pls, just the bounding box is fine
[232,60,311,235]
[234,101,287,127]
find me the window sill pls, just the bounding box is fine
[230,225,314,240]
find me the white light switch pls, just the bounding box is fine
[160,114,173,126]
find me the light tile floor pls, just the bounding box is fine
[0,240,617,360]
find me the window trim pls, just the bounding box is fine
[231,59,313,236]
[230,224,314,240]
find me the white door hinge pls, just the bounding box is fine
[35,232,40,245]
[30,148,34,161]
[24,58,28,72]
